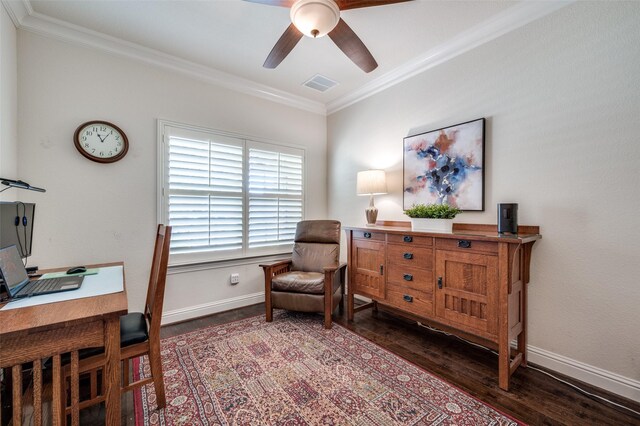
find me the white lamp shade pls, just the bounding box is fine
[357,170,387,195]
[290,0,340,38]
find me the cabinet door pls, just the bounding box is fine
[351,239,385,299]
[435,250,498,336]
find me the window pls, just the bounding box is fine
[158,122,304,265]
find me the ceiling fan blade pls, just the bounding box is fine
[243,0,296,7]
[264,23,304,69]
[328,18,377,73]
[336,0,412,11]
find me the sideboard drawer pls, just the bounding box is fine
[386,244,433,271]
[435,238,498,254]
[386,264,432,291]
[351,230,385,241]
[386,283,433,317]
[387,234,432,246]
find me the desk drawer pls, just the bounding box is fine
[387,244,433,270]
[386,283,433,317]
[435,238,498,254]
[351,230,385,241]
[387,234,432,246]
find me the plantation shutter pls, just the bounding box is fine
[248,145,303,248]
[161,123,305,264]
[166,129,244,256]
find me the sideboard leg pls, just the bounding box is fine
[498,344,511,391]
[518,266,529,366]
[498,242,511,391]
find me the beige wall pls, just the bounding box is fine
[0,4,18,199]
[16,32,327,316]
[328,2,640,386]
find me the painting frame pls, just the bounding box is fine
[403,118,485,211]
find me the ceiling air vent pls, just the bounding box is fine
[303,74,338,92]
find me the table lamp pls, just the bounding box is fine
[356,169,387,226]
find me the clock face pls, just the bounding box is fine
[74,121,129,163]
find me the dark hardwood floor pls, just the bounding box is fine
[4,303,639,425]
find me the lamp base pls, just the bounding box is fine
[365,206,378,226]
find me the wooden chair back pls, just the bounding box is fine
[145,224,171,339]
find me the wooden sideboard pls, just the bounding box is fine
[345,222,541,391]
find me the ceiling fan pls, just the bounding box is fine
[245,0,411,73]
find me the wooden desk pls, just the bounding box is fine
[0,262,127,425]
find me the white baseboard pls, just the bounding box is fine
[527,345,640,403]
[161,291,264,325]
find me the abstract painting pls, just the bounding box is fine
[403,118,485,211]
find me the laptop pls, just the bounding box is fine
[0,245,84,299]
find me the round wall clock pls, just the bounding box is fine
[73,120,129,163]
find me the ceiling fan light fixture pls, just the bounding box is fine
[290,0,340,38]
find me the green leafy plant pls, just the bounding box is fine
[403,203,461,219]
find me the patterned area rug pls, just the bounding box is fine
[133,311,524,425]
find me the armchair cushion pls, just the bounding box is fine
[272,271,325,294]
[291,243,339,273]
[294,220,340,244]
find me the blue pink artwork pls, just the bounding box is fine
[403,118,484,211]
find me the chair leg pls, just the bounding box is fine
[265,286,273,323]
[339,280,345,314]
[148,345,166,409]
[324,311,332,329]
[324,292,332,329]
[122,358,130,389]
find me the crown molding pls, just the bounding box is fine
[3,0,573,117]
[326,0,574,115]
[3,1,326,116]
[1,0,31,27]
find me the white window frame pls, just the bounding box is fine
[157,119,306,266]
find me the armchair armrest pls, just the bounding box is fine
[262,259,293,324]
[322,262,347,274]
[260,259,292,277]
[323,262,347,294]
[259,259,292,269]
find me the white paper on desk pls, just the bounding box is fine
[0,265,124,311]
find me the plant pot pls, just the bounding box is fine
[410,218,453,233]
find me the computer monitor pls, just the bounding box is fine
[0,202,36,258]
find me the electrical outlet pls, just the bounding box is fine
[230,273,240,285]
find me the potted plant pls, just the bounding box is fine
[403,203,461,233]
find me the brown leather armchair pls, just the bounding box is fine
[260,220,347,329]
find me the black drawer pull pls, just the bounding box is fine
[364,232,372,238]
[438,276,443,289]
[403,274,413,281]
[403,294,413,303]
[458,240,471,248]
[403,235,413,243]
[403,252,413,259]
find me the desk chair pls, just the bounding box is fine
[261,220,346,329]
[61,224,171,421]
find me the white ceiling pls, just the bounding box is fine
[7,0,568,113]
